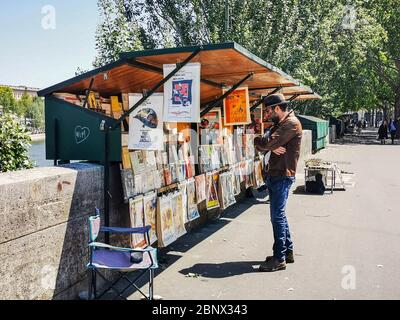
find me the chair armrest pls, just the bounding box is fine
[100,225,151,234]
[89,242,154,253]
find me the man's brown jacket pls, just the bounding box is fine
[254,111,302,177]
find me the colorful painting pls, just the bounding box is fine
[223,86,250,125]
[206,171,220,210]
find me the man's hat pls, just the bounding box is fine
[262,93,288,109]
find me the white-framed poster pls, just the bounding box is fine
[163,62,201,123]
[128,93,164,150]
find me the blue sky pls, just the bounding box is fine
[0,0,99,89]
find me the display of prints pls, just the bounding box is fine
[244,134,255,159]
[163,62,201,123]
[170,163,178,183]
[206,172,220,210]
[178,181,188,223]
[122,147,132,169]
[245,159,255,188]
[163,165,172,185]
[134,174,143,195]
[177,161,186,182]
[223,86,250,125]
[128,93,164,150]
[232,166,241,196]
[246,106,263,134]
[130,151,146,175]
[144,171,155,193]
[199,109,223,145]
[145,151,157,171]
[239,161,246,183]
[219,172,236,210]
[157,195,176,247]
[233,127,244,162]
[129,196,146,248]
[171,191,187,238]
[186,178,200,221]
[121,169,135,202]
[143,192,158,245]
[254,160,265,188]
[195,174,206,204]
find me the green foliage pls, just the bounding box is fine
[0,86,16,113]
[0,113,34,172]
[93,0,399,117]
[94,0,144,67]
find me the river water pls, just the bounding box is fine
[28,137,54,167]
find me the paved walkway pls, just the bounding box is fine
[129,129,400,300]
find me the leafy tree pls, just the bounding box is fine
[0,113,33,172]
[0,86,16,114]
[94,0,144,67]
[93,0,394,119]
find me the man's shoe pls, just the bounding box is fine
[265,250,294,264]
[259,257,286,272]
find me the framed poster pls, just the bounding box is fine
[157,195,176,247]
[186,178,200,221]
[223,86,250,125]
[128,93,164,150]
[163,62,201,123]
[129,196,146,248]
[143,192,158,245]
[171,191,187,238]
[206,171,220,210]
[199,108,223,145]
[195,174,206,204]
[219,172,236,209]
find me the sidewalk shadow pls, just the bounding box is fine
[179,261,261,279]
[108,197,260,299]
[335,131,399,146]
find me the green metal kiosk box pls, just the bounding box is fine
[44,95,122,162]
[298,115,329,152]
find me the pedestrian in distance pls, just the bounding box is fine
[389,119,397,144]
[378,120,388,144]
[254,94,302,272]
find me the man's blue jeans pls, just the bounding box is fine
[266,176,295,262]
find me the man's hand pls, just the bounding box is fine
[272,146,286,155]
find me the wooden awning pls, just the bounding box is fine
[38,42,305,105]
[249,85,321,102]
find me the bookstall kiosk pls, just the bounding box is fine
[38,42,321,247]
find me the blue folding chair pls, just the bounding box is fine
[87,208,158,300]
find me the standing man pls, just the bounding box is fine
[254,94,302,272]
